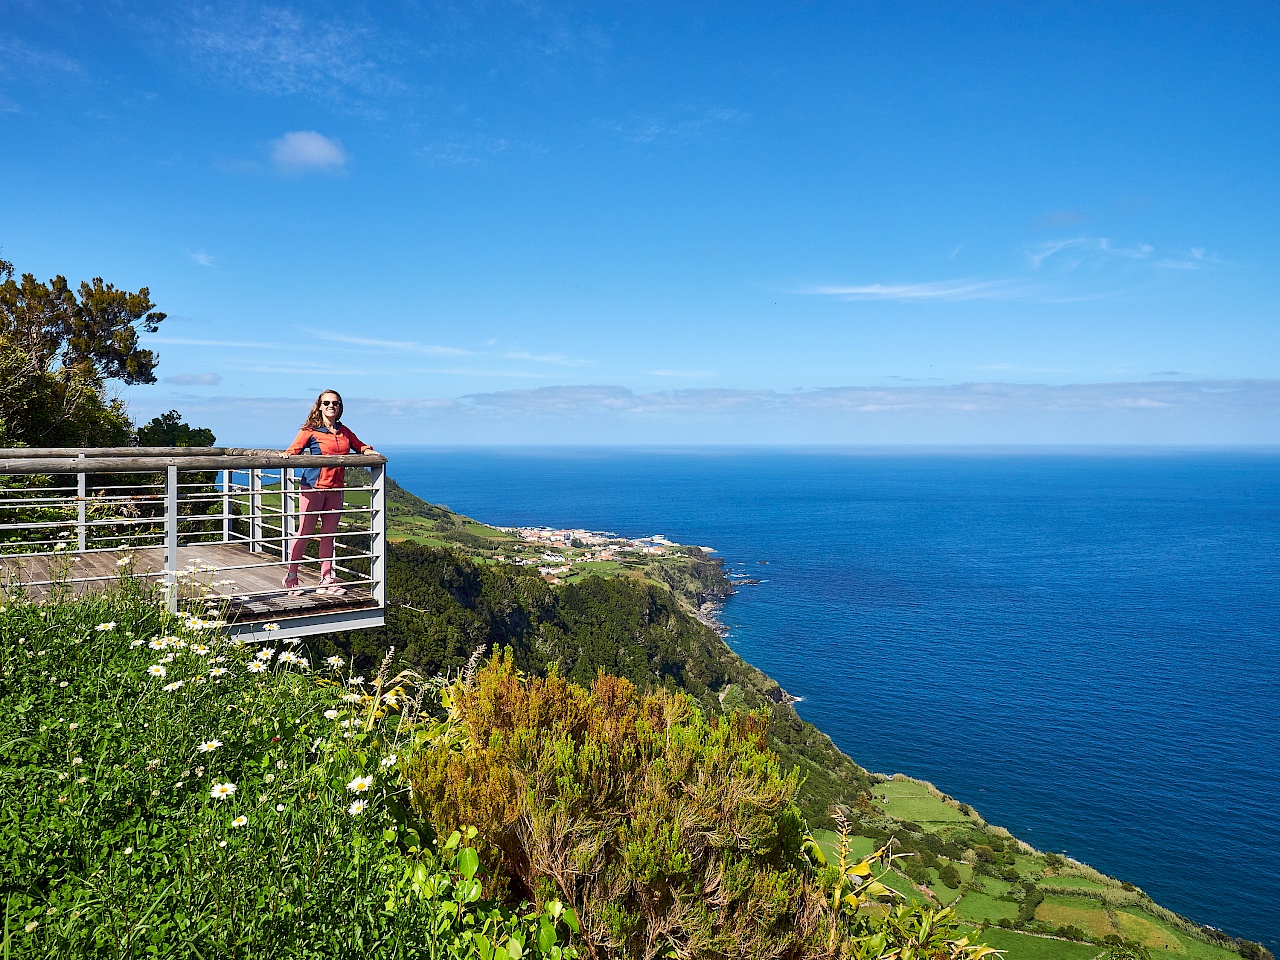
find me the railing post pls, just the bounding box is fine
[249,468,262,554]
[165,464,179,613]
[370,462,386,606]
[222,468,231,543]
[76,453,86,552]
[282,468,293,562]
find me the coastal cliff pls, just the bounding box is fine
[302,484,1268,958]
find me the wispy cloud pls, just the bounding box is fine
[416,135,512,168]
[502,350,592,366]
[804,280,1025,302]
[612,106,747,144]
[189,251,217,267]
[454,380,1280,419]
[271,130,346,173]
[1026,237,1154,270]
[0,36,83,76]
[148,336,285,349]
[163,372,222,386]
[170,6,399,104]
[308,331,470,356]
[810,234,1217,306]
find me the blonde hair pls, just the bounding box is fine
[303,389,343,430]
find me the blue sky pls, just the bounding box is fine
[3,1,1278,444]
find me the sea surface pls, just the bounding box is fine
[386,446,1280,945]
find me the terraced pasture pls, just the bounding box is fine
[1035,895,1116,938]
[873,780,969,824]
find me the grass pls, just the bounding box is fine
[926,869,963,904]
[0,584,578,959]
[961,928,1100,960]
[1115,909,1185,951]
[1034,894,1116,938]
[952,892,1018,924]
[873,781,968,824]
[1041,875,1109,891]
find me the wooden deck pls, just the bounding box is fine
[0,541,379,635]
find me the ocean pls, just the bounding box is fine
[385,446,1280,945]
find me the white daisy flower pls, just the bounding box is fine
[256,648,276,661]
[247,661,267,674]
[210,667,229,677]
[348,799,367,815]
[162,681,184,692]
[129,639,145,648]
[197,739,223,753]
[231,815,248,827]
[94,622,116,632]
[263,623,280,632]
[148,639,166,650]
[380,754,398,768]
[209,782,237,800]
[323,709,339,720]
[325,655,345,669]
[191,644,211,655]
[147,664,167,678]
[346,775,374,793]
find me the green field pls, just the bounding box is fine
[873,780,969,824]
[1035,894,1116,938]
[963,928,1101,960]
[953,892,1018,924]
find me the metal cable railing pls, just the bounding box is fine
[0,448,387,623]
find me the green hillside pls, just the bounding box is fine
[331,483,1266,960]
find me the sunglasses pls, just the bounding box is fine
[320,400,342,407]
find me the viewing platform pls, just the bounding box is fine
[0,447,387,640]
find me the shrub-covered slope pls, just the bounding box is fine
[312,531,1265,960]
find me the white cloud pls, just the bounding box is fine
[271,131,347,173]
[454,379,1280,419]
[147,336,284,349]
[612,106,747,143]
[416,135,512,167]
[189,251,217,267]
[810,235,1214,307]
[804,280,1023,302]
[1027,237,1154,270]
[502,350,592,366]
[308,331,469,355]
[163,373,222,386]
[171,6,397,103]
[0,37,82,76]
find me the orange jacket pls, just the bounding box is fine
[285,424,371,489]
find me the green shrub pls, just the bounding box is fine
[407,651,821,959]
[938,862,962,889]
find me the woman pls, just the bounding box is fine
[280,389,378,595]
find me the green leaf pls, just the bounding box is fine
[537,919,557,953]
[457,846,480,880]
[562,907,579,935]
